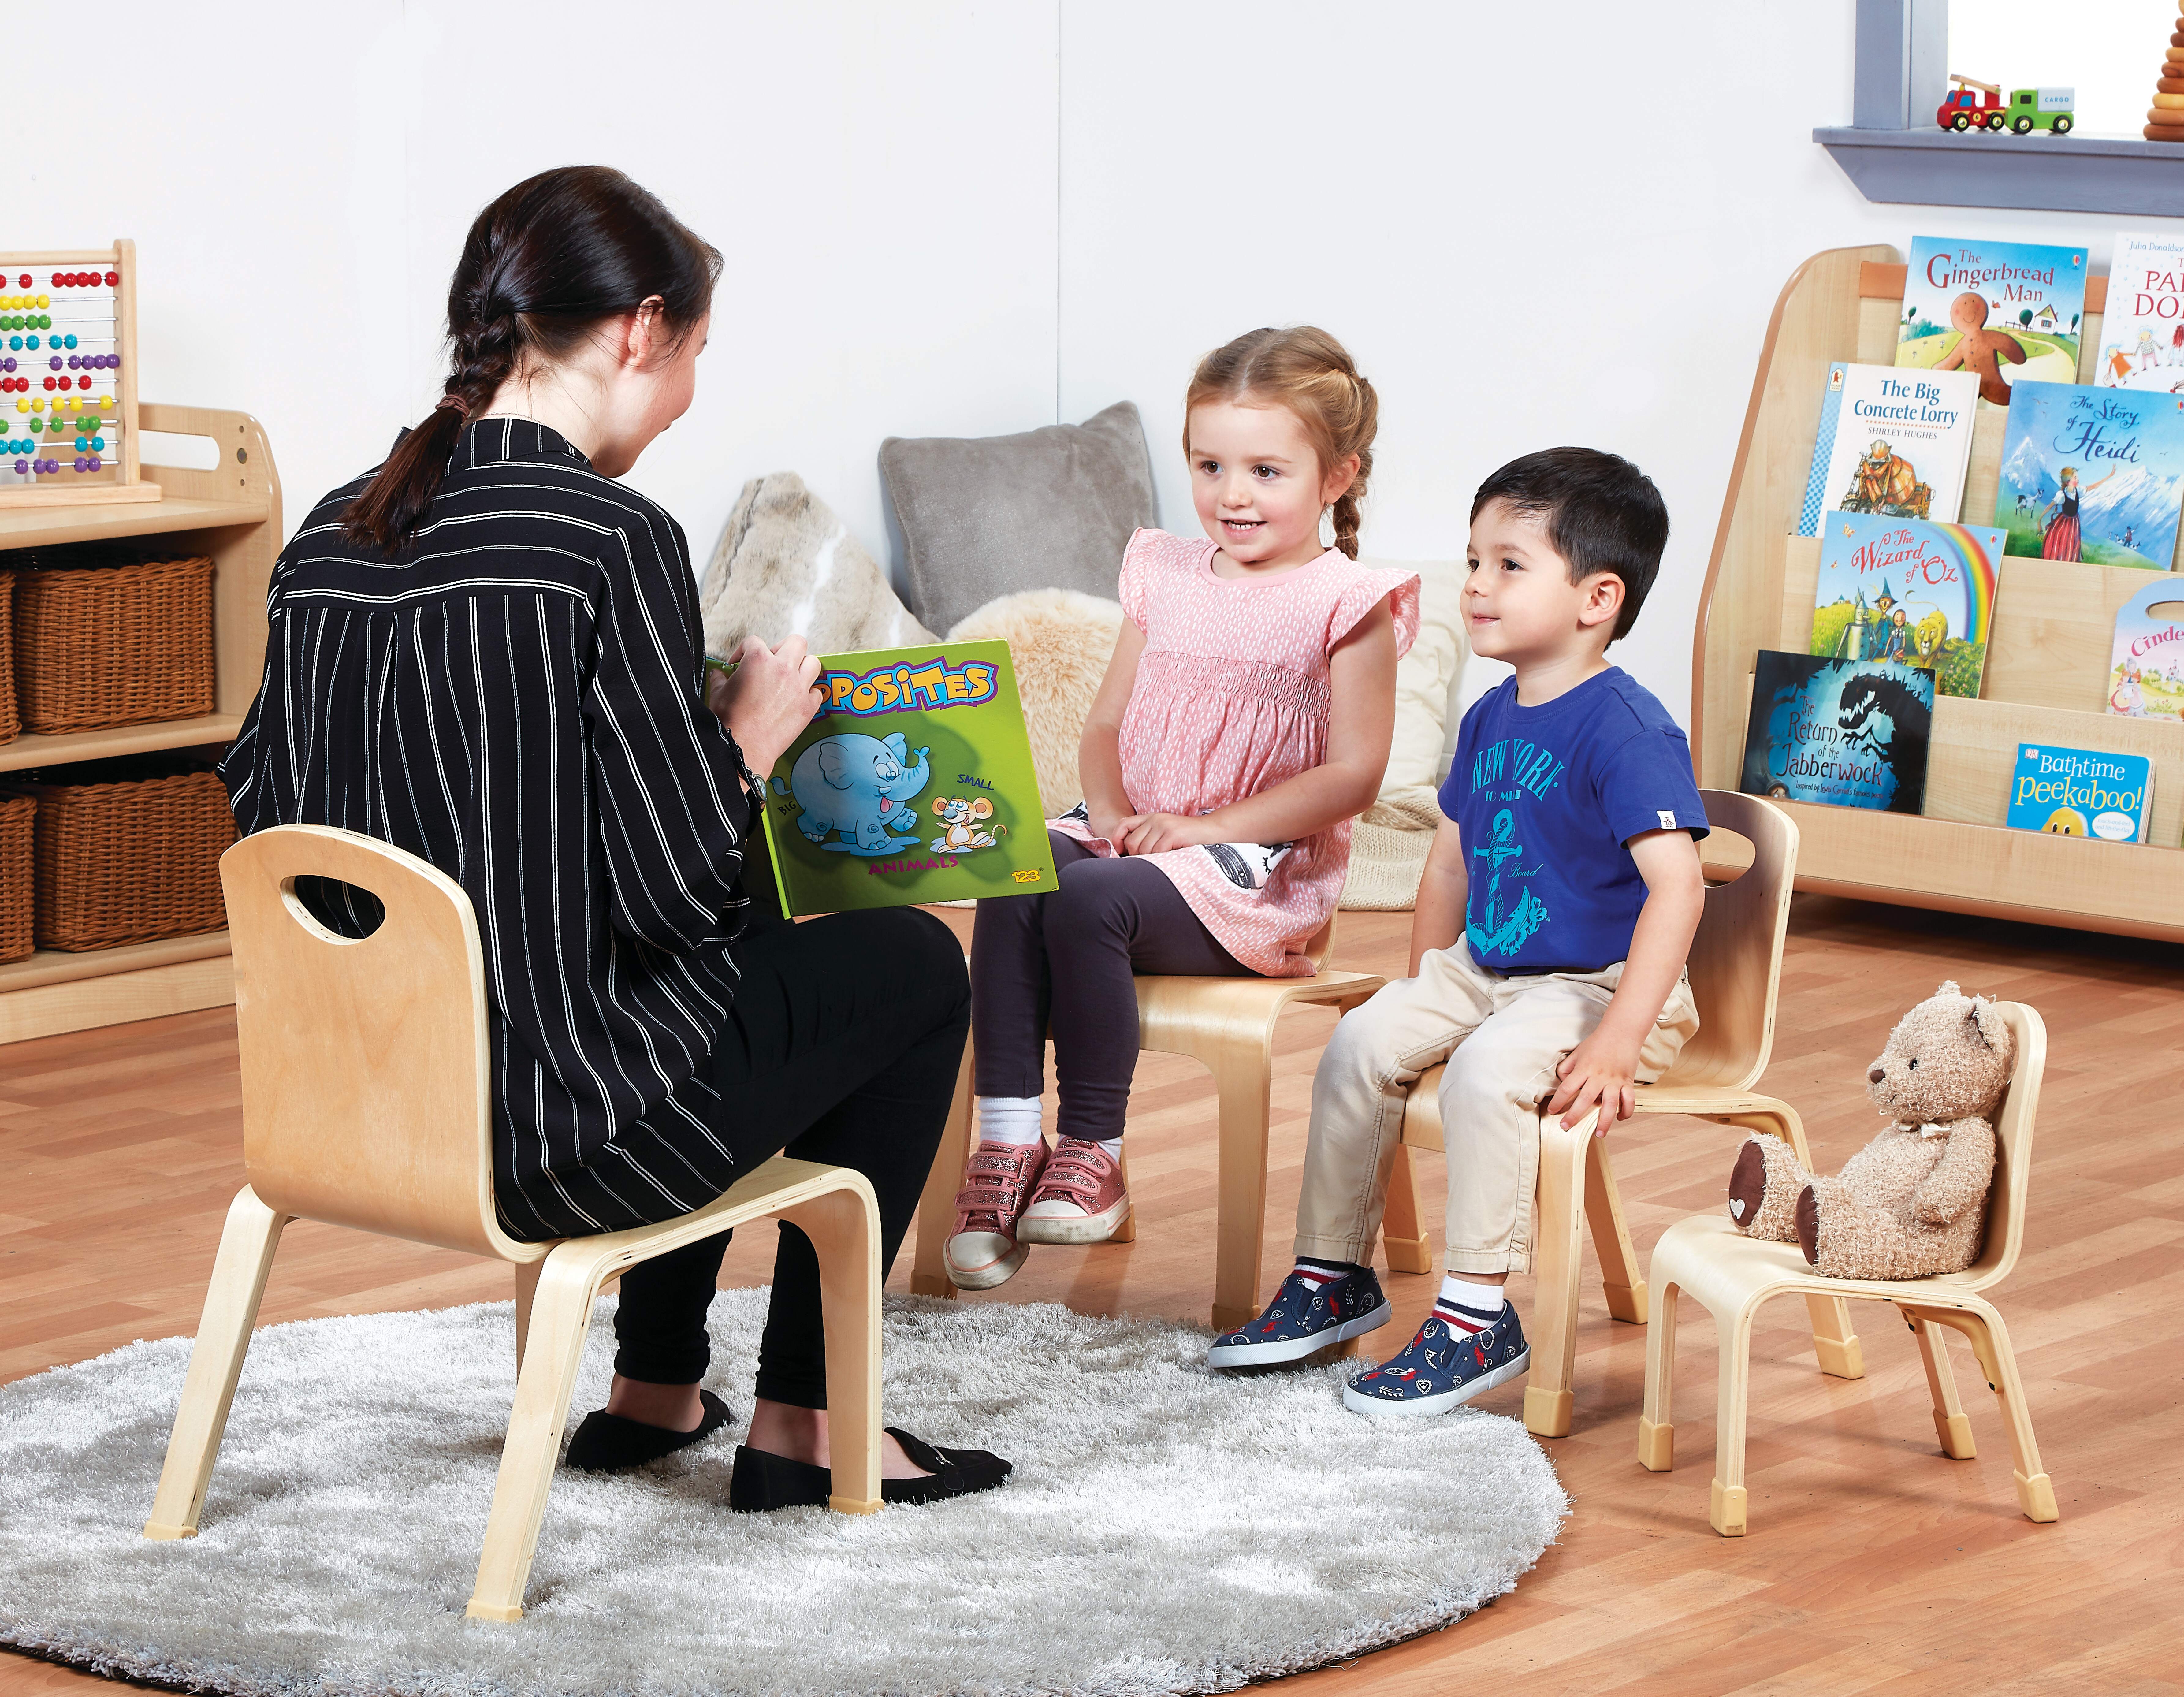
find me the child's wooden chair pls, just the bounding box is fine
[909,916,1385,1330]
[1639,1001,2052,1537]
[1384,790,1864,1438]
[142,824,885,1623]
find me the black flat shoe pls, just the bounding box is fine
[727,1426,1012,1512]
[564,1388,734,1473]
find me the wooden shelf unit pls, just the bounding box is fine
[1692,246,2184,947]
[0,403,279,1041]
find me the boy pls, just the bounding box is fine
[1207,447,1708,1416]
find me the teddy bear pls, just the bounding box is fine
[1726,981,2016,1280]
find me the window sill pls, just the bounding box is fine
[1814,126,2184,216]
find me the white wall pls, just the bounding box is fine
[1057,0,2184,721]
[9,2,1060,585]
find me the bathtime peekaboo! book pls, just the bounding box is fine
[755,640,1057,915]
[1809,512,2002,698]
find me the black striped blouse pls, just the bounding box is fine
[220,417,761,1241]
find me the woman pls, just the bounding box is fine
[219,166,1006,1510]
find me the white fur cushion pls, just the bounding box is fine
[699,473,935,659]
[947,587,1124,819]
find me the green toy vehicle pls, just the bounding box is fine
[2007,87,2074,135]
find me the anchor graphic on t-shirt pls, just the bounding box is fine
[1466,808,1549,960]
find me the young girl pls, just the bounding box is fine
[944,326,1419,1289]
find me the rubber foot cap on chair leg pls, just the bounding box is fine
[1211,1304,1256,1333]
[1709,1479,1748,1536]
[2015,1470,2059,1523]
[908,1274,959,1300]
[1812,1333,1864,1379]
[1522,1384,1573,1438]
[1934,1410,1977,1459]
[1637,1417,1673,1472]
[466,1600,523,1623]
[1603,1280,1648,1325]
[1382,1234,1432,1275]
[141,1522,197,1541]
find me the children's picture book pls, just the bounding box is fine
[1739,651,1935,814]
[2097,231,2184,391]
[1809,512,2003,698]
[2005,743,2153,843]
[1896,237,2087,404]
[1796,362,1979,538]
[755,640,1058,915]
[2106,578,2184,722]
[1993,381,2184,567]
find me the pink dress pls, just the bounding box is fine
[1053,528,1420,977]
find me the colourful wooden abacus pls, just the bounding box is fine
[0,238,148,508]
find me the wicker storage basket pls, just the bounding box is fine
[0,794,32,964]
[6,757,234,950]
[10,551,216,734]
[0,569,18,744]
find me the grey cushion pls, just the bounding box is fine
[880,401,1157,637]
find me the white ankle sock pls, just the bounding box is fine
[1434,1275,1507,1332]
[1095,1136,1122,1161]
[977,1096,1044,1148]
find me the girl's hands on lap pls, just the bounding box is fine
[1114,812,1216,856]
[710,634,824,778]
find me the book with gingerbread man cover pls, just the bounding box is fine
[1896,236,2087,405]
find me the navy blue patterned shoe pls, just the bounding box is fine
[1343,1296,1529,1416]
[1206,1263,1391,1368]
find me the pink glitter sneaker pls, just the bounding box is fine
[1017,1137,1133,1244]
[943,1139,1050,1290]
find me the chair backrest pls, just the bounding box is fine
[1661,790,1798,1092]
[1302,911,1338,974]
[220,823,535,1262]
[1957,1000,2045,1293]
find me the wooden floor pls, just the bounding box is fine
[3,895,2181,1694]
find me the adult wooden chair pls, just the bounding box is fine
[142,825,884,1623]
[1639,1002,2052,1537]
[1383,791,1864,1438]
[910,915,1385,1330]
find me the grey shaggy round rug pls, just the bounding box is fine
[0,1291,1566,1697]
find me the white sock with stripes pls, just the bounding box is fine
[1434,1275,1508,1332]
[976,1096,1044,1148]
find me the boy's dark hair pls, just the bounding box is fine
[1469,447,1669,641]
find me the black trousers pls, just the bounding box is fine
[612,883,969,1407]
[968,829,1246,1144]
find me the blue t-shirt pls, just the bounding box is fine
[1439,668,1708,975]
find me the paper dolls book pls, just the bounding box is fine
[1896,237,2087,402]
[1797,362,1978,537]
[1809,512,2002,698]
[1994,381,2184,567]
[1739,651,1935,814]
[2097,231,2184,392]
[757,640,1057,915]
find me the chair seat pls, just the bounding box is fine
[1649,1213,1997,1316]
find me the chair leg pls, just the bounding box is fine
[467,1244,602,1622]
[1906,1301,2057,1523]
[1902,1307,1976,1459]
[1584,1135,1647,1324]
[1109,1143,1136,1242]
[143,1186,290,1540]
[1637,1279,1677,1472]
[513,1258,545,1375]
[1717,1102,1863,1380]
[910,1044,974,1298]
[1710,1303,1756,1537]
[1209,1045,1275,1334]
[1523,1113,1589,1438]
[1379,1143,1433,1275]
[779,1184,884,1516]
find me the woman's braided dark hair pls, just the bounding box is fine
[343,166,722,554]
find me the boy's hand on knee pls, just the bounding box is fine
[1547,1032,1642,1135]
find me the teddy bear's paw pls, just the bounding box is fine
[1728,1139,1767,1232]
[1795,1184,1821,1266]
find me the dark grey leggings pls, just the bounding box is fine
[969,829,1250,1143]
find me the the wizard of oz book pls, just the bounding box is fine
[756,641,1057,915]
[1809,512,2002,698]
[1896,236,2086,404]
[1995,381,2184,568]
[1739,651,1935,814]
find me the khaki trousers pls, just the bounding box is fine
[1294,945,1698,1276]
